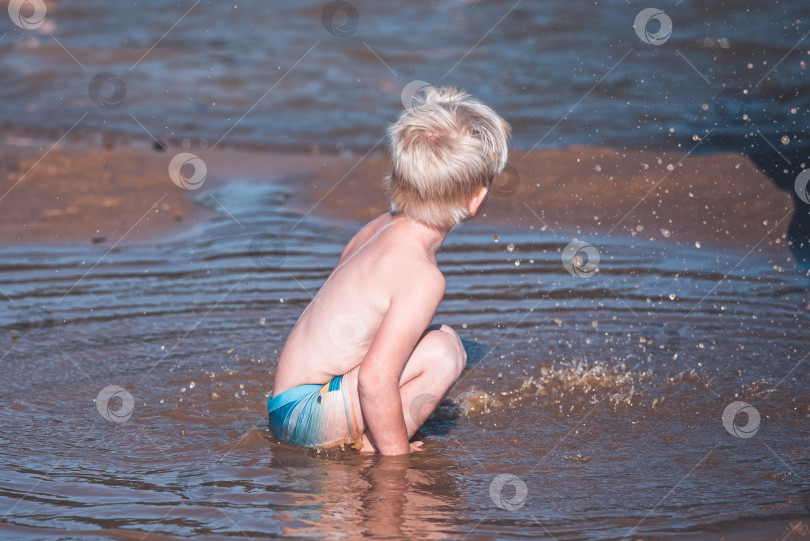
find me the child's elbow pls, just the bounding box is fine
[357,368,396,397]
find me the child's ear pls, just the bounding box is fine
[468,186,489,217]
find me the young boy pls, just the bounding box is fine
[268,86,511,455]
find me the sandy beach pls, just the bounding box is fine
[0,139,796,259]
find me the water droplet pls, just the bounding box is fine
[506,243,515,252]
[666,163,674,171]
[695,241,701,248]
[660,228,671,237]
[781,135,790,145]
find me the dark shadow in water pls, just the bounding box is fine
[699,90,810,278]
[414,413,459,439]
[742,135,810,273]
[460,337,488,367]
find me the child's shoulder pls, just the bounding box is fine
[357,212,395,242]
[337,213,393,266]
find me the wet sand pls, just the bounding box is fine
[0,139,796,259]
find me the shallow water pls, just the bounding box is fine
[1,180,808,539]
[1,0,809,153]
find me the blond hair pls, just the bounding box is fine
[385,86,511,231]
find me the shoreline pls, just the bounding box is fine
[0,138,796,261]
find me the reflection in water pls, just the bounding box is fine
[269,445,460,539]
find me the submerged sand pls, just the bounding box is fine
[0,139,796,257]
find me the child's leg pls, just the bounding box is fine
[345,324,467,442]
[397,324,467,436]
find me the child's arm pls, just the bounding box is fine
[357,264,445,455]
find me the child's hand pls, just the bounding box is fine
[359,433,376,453]
[409,441,425,453]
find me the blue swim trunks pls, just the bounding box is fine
[268,375,361,449]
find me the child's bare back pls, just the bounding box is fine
[273,212,443,394]
[268,86,510,455]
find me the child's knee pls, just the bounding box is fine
[433,324,466,377]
